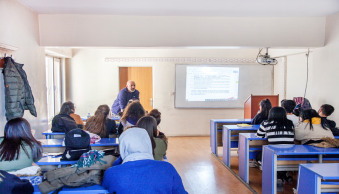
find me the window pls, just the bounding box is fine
[45,56,62,121]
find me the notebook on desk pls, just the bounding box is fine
[237,124,253,127]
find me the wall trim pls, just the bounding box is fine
[105,58,256,63]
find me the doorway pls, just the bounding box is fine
[119,67,153,113]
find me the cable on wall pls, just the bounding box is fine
[303,49,310,100]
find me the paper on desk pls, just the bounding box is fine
[237,124,252,127]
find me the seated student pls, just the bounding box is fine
[102,127,187,194]
[69,104,84,129]
[147,109,168,160]
[257,107,295,186]
[51,101,78,133]
[0,118,43,172]
[251,99,272,125]
[281,100,299,126]
[295,109,334,145]
[118,101,145,134]
[137,115,167,161]
[318,104,339,135]
[257,107,295,144]
[84,105,117,138]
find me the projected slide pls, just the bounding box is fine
[186,66,239,101]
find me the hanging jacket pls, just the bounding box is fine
[38,155,115,194]
[2,57,37,120]
[51,114,78,133]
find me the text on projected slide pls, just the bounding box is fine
[186,67,239,101]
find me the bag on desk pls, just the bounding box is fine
[61,129,91,161]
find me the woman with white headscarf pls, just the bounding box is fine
[102,127,187,194]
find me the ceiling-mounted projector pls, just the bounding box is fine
[256,48,278,65]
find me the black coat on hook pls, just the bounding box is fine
[2,57,37,120]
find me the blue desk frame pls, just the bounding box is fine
[36,156,77,166]
[43,130,119,139]
[238,133,267,183]
[210,119,252,156]
[297,163,339,194]
[262,145,339,194]
[222,125,259,167]
[39,138,118,147]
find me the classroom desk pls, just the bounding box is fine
[39,138,118,153]
[297,163,339,194]
[262,145,339,194]
[222,125,260,167]
[238,133,268,183]
[36,156,77,166]
[238,133,339,184]
[210,119,252,156]
[34,184,109,194]
[42,130,119,139]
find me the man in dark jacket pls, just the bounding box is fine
[111,80,140,116]
[2,57,37,120]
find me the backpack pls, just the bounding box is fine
[0,170,34,194]
[61,129,91,161]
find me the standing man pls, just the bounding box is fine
[112,80,140,116]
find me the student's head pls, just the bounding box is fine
[268,107,294,132]
[148,109,161,125]
[126,80,136,93]
[136,116,157,153]
[300,109,327,130]
[318,104,335,117]
[259,99,272,117]
[268,107,287,121]
[60,101,75,115]
[0,118,42,161]
[136,116,158,138]
[84,105,110,137]
[281,100,297,114]
[119,128,154,163]
[121,101,145,123]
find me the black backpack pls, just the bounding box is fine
[61,129,91,161]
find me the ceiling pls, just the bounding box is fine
[18,0,339,17]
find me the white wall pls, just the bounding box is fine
[39,14,326,47]
[271,12,339,123]
[65,48,259,136]
[0,0,48,138]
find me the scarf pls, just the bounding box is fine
[119,127,154,164]
[303,117,321,124]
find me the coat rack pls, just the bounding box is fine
[0,43,18,69]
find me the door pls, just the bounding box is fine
[119,67,153,113]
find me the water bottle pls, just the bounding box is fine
[87,113,91,119]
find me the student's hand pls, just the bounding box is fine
[32,162,38,166]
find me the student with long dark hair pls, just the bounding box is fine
[84,105,116,138]
[118,101,145,134]
[136,115,168,161]
[51,101,78,133]
[251,99,272,125]
[147,109,168,161]
[257,107,294,144]
[0,118,43,171]
[295,109,334,145]
[257,107,295,186]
